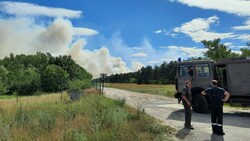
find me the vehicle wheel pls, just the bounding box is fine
[192,94,208,113]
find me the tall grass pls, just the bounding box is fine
[106,83,176,97]
[0,90,175,140]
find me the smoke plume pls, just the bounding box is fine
[0,17,131,78]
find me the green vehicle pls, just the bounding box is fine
[175,57,250,113]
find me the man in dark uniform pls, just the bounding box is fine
[182,80,194,129]
[201,80,230,135]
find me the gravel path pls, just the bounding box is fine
[104,87,250,141]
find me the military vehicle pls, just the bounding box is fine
[175,57,250,113]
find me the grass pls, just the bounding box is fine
[0,95,16,99]
[105,83,176,97]
[0,92,69,108]
[0,88,176,141]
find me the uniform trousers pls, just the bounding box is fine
[211,102,223,133]
[182,100,192,128]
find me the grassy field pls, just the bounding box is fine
[0,89,176,141]
[105,83,176,97]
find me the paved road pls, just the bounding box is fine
[104,87,250,141]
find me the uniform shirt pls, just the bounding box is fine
[204,87,225,106]
[182,86,192,102]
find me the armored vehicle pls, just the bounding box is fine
[175,57,250,113]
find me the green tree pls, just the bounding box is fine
[49,55,92,80]
[186,57,207,61]
[41,64,69,92]
[240,42,250,57]
[68,79,91,91]
[0,66,8,94]
[18,66,41,95]
[7,66,40,95]
[201,38,239,61]
[165,61,177,84]
[153,66,160,84]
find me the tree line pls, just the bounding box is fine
[107,61,177,84]
[0,52,92,96]
[106,38,250,84]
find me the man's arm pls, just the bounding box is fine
[182,95,191,106]
[223,91,230,102]
[201,90,206,96]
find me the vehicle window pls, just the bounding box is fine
[196,64,210,77]
[179,65,193,77]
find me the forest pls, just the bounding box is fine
[107,61,177,84]
[0,52,92,96]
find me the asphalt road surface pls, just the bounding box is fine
[104,87,250,141]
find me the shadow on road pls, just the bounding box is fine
[167,109,250,128]
[175,127,190,140]
[210,134,224,141]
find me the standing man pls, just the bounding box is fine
[201,80,230,135]
[182,80,194,129]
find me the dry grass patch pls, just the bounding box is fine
[0,92,69,108]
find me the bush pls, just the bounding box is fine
[67,79,91,91]
[103,107,128,126]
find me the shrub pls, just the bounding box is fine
[103,107,128,126]
[63,104,79,121]
[13,106,32,128]
[67,79,91,91]
[36,110,56,132]
[63,129,87,141]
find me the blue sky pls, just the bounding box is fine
[0,0,250,78]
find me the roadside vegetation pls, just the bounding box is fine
[106,83,175,97]
[0,89,176,141]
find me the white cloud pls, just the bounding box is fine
[173,0,250,17]
[224,42,233,46]
[131,52,148,57]
[232,25,250,30]
[232,19,250,30]
[165,46,207,58]
[236,34,250,41]
[170,33,177,37]
[173,16,236,42]
[155,30,163,34]
[106,35,183,66]
[232,50,242,55]
[0,1,81,18]
[131,47,142,50]
[73,27,99,36]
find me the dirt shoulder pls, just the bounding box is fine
[104,87,250,141]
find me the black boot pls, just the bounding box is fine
[212,125,217,134]
[216,126,225,135]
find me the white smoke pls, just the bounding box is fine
[131,61,144,71]
[69,39,131,78]
[0,17,131,78]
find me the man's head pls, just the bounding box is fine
[211,80,218,87]
[185,80,192,88]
